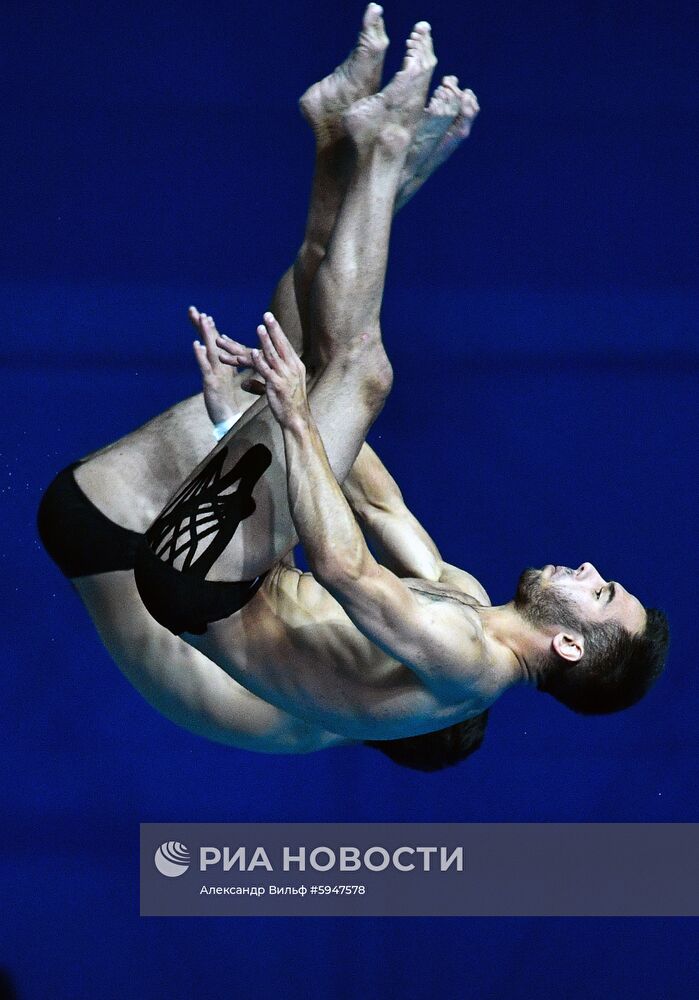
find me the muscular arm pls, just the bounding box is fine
[246,321,479,703]
[281,415,476,701]
[211,324,489,600]
[341,443,443,580]
[342,444,490,607]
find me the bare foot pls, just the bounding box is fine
[395,82,480,210]
[344,21,437,154]
[299,3,389,147]
[401,75,461,183]
[443,87,480,145]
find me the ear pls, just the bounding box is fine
[551,631,584,663]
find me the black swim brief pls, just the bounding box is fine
[134,538,266,636]
[37,462,142,578]
[38,461,266,634]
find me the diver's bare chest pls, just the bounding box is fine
[403,579,482,610]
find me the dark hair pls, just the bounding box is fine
[537,607,669,715]
[364,711,489,771]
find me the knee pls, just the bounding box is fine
[296,240,326,283]
[371,343,394,397]
[357,336,393,412]
[320,330,392,415]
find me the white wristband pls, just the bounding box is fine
[212,415,236,441]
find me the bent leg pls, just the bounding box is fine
[39,12,468,753]
[76,571,350,753]
[71,6,390,556]
[140,26,437,601]
[294,3,388,355]
[69,25,478,535]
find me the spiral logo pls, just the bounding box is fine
[154,841,190,877]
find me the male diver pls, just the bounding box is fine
[131,12,669,738]
[39,8,488,769]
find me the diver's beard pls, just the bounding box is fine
[515,567,585,633]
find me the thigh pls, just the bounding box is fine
[75,570,345,752]
[75,383,259,532]
[147,345,385,584]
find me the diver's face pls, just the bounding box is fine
[515,564,646,636]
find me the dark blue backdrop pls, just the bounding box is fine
[2,1,697,997]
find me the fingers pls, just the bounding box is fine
[250,344,275,381]
[189,305,224,364]
[189,305,219,353]
[192,340,213,377]
[216,335,254,368]
[257,312,304,373]
[217,354,240,368]
[198,312,219,355]
[261,311,294,362]
[187,305,201,330]
[256,324,281,369]
[188,308,302,382]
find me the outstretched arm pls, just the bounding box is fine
[247,315,477,703]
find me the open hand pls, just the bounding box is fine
[248,312,309,430]
[189,306,243,426]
